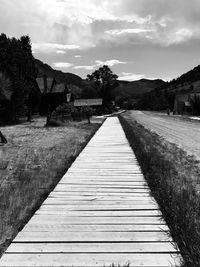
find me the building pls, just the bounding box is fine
[174,92,200,115]
[74,98,103,108]
[36,76,70,114]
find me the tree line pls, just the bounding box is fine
[137,88,176,111]
[0,34,120,125]
[0,33,37,123]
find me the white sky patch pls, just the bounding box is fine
[173,28,193,43]
[73,59,126,72]
[96,59,126,67]
[121,72,133,76]
[119,72,164,81]
[32,43,80,53]
[74,55,82,58]
[118,73,145,81]
[106,28,153,35]
[74,65,94,70]
[56,50,66,54]
[149,27,194,46]
[53,62,74,69]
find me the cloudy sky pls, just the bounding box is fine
[1,0,200,81]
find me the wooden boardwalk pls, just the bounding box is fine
[0,117,180,266]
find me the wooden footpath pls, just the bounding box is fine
[0,117,180,266]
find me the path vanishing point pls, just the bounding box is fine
[0,117,180,267]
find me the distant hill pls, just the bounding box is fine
[171,65,200,86]
[113,79,166,102]
[35,59,84,87]
[138,65,200,111]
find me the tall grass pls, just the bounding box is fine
[119,114,200,267]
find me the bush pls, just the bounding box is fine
[81,106,94,124]
[52,103,94,123]
[45,119,63,127]
[71,107,81,121]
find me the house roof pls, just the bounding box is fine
[52,83,65,93]
[74,98,103,107]
[36,77,45,94]
[36,77,65,94]
[46,77,55,92]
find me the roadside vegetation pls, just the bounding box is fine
[0,117,101,256]
[119,112,200,267]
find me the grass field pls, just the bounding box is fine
[119,112,200,267]
[0,117,101,256]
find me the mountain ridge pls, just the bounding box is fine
[35,59,84,87]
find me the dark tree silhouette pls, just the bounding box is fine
[0,131,7,144]
[0,34,37,122]
[86,65,118,107]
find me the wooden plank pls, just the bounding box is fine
[55,185,148,189]
[53,189,150,193]
[41,200,159,206]
[14,231,171,242]
[22,224,168,232]
[61,178,145,182]
[7,242,177,253]
[0,253,181,267]
[59,182,146,185]
[58,182,148,186]
[38,205,159,211]
[36,210,161,216]
[43,199,157,205]
[49,192,151,196]
[28,216,165,224]
[47,196,155,201]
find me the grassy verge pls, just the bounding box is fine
[119,113,200,267]
[0,117,102,255]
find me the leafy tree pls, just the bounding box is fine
[86,65,118,107]
[0,34,37,122]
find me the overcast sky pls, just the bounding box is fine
[1,0,200,81]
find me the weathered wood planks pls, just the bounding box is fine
[0,117,180,267]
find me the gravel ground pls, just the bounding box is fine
[126,110,200,160]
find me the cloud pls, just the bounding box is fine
[95,59,126,66]
[118,72,162,81]
[106,28,153,35]
[1,0,200,52]
[53,62,74,69]
[32,43,80,53]
[118,73,145,81]
[74,59,126,72]
[74,65,94,70]
[74,55,81,58]
[56,50,66,54]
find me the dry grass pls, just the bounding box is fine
[119,113,200,267]
[0,117,102,255]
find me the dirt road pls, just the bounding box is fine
[125,111,200,160]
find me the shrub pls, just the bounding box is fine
[81,106,94,124]
[45,119,63,127]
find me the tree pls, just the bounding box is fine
[86,65,118,107]
[81,106,93,124]
[26,88,39,122]
[0,34,37,122]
